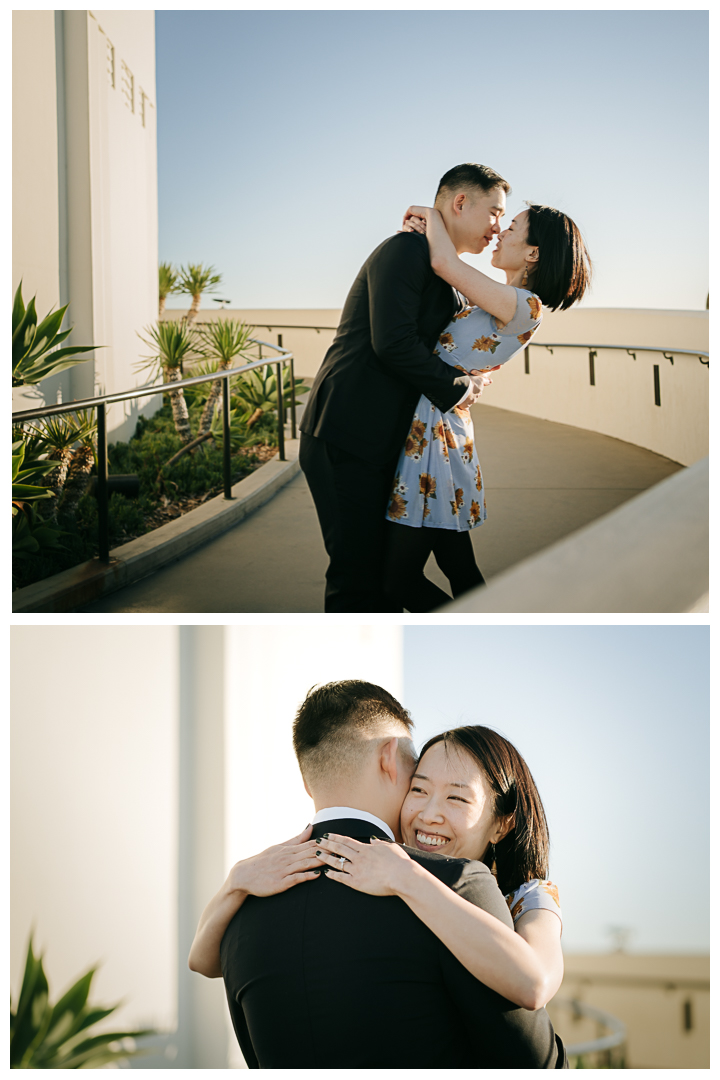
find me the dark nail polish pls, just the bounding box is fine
[313,869,321,874]
[321,833,329,839]
[316,850,323,857]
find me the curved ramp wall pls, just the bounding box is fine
[481,307,708,466]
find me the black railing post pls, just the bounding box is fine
[96,402,109,563]
[589,349,597,386]
[277,334,285,422]
[289,354,297,439]
[654,364,661,406]
[276,361,285,461]
[223,375,232,498]
[525,345,530,375]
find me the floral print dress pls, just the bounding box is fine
[505,878,562,929]
[386,288,542,531]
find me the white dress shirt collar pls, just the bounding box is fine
[312,806,395,841]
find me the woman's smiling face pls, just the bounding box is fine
[400,741,501,860]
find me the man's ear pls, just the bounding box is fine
[452,192,467,216]
[379,736,399,785]
[303,777,313,798]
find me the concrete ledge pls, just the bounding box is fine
[443,456,709,614]
[12,439,301,613]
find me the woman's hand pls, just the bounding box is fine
[400,214,427,234]
[403,204,435,226]
[399,206,440,234]
[228,824,324,897]
[469,365,502,376]
[315,833,418,896]
[189,825,322,978]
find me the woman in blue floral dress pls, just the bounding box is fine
[383,201,592,611]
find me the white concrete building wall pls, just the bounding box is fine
[10,626,179,1037]
[12,11,161,440]
[12,12,61,319]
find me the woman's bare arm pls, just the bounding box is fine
[188,826,323,978]
[316,834,562,1010]
[188,877,248,978]
[404,205,518,326]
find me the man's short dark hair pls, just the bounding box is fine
[436,162,511,202]
[293,680,413,788]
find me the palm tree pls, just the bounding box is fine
[138,321,197,444]
[194,319,255,436]
[177,263,223,325]
[24,411,97,519]
[158,263,180,317]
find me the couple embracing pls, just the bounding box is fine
[299,163,591,612]
[189,680,567,1068]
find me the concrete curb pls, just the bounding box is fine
[443,457,708,614]
[12,439,301,613]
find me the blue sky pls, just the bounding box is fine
[156,10,708,312]
[403,625,709,954]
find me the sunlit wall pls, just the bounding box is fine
[10,626,179,1035]
[224,624,403,868]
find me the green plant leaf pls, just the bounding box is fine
[10,939,49,1066]
[44,969,94,1041]
[11,484,54,500]
[10,934,157,1068]
[50,1027,156,1067]
[12,281,26,333]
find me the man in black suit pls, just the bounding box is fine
[220,680,566,1069]
[300,163,510,612]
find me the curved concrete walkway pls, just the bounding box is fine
[77,405,682,613]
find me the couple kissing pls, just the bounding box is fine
[299,162,591,612]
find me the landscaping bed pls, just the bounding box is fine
[12,404,277,591]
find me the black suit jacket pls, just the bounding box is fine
[221,818,567,1069]
[300,232,472,465]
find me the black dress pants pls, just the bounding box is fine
[299,433,402,613]
[383,523,486,612]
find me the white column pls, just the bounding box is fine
[176,626,229,1068]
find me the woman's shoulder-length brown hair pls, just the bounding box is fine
[526,203,592,312]
[420,726,550,897]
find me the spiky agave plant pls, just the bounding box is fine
[194,319,255,436]
[10,935,156,1068]
[12,441,56,510]
[176,263,222,325]
[12,282,98,387]
[137,320,198,444]
[231,363,308,428]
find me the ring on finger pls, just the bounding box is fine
[338,856,346,872]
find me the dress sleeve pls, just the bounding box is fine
[438,289,543,374]
[505,878,562,929]
[494,287,543,340]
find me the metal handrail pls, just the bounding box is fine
[190,320,338,334]
[530,341,708,363]
[562,973,709,991]
[552,998,627,1061]
[12,338,296,564]
[524,340,708,405]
